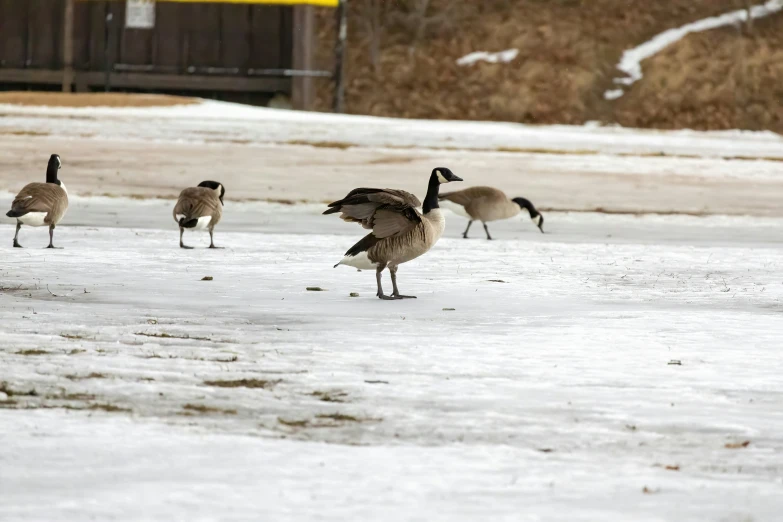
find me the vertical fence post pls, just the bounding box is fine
[292,5,315,110]
[333,0,347,113]
[104,9,114,92]
[62,0,74,92]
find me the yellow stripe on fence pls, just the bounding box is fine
[78,0,340,6]
[161,0,339,5]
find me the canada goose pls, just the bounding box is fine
[6,154,68,249]
[324,167,462,300]
[439,186,544,239]
[173,181,225,249]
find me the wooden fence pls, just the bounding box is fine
[0,0,345,109]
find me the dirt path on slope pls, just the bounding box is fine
[2,136,782,217]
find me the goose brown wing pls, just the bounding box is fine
[10,183,67,223]
[370,207,421,238]
[324,188,421,229]
[439,186,504,206]
[173,187,219,221]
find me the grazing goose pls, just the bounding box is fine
[173,181,224,249]
[6,154,68,249]
[439,186,544,239]
[324,167,462,300]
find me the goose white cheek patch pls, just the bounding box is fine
[436,170,448,183]
[533,215,542,225]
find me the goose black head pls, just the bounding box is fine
[512,197,544,233]
[46,154,61,184]
[198,180,225,206]
[432,167,463,184]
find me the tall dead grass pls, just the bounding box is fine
[312,0,780,131]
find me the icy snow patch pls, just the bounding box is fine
[605,0,783,100]
[456,49,519,66]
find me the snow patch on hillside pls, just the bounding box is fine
[606,0,783,100]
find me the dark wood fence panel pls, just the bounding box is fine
[0,1,302,101]
[153,2,181,69]
[1,1,294,73]
[249,5,283,69]
[220,5,251,69]
[0,0,29,68]
[28,0,65,69]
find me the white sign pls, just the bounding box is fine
[126,0,155,29]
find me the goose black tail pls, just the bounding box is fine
[6,209,26,218]
[179,218,199,228]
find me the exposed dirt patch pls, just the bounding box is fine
[181,403,237,415]
[65,373,107,381]
[203,378,280,390]
[15,349,51,356]
[0,92,198,108]
[315,413,379,423]
[0,130,50,137]
[310,390,349,403]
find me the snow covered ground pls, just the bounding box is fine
[3,99,783,160]
[3,101,783,217]
[1,201,783,521]
[1,101,783,520]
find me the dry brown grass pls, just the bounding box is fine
[312,0,775,130]
[0,92,198,108]
[616,13,783,133]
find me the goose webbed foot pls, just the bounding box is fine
[180,244,194,249]
[392,293,417,299]
[13,240,22,248]
[46,245,63,249]
[208,245,224,249]
[378,293,401,300]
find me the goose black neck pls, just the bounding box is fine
[513,197,539,217]
[422,173,441,214]
[45,160,59,184]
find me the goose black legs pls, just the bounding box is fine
[179,227,193,249]
[483,222,493,240]
[46,224,62,249]
[376,265,402,300]
[462,220,473,239]
[208,229,222,249]
[13,222,22,248]
[390,266,416,299]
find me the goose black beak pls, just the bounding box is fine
[450,175,463,182]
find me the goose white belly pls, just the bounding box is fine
[193,216,212,230]
[176,215,212,230]
[18,212,48,227]
[337,251,379,270]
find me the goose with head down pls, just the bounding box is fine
[438,186,544,239]
[173,180,225,249]
[324,167,463,300]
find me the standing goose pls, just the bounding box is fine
[6,154,68,249]
[173,181,225,249]
[438,186,544,239]
[324,167,462,300]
